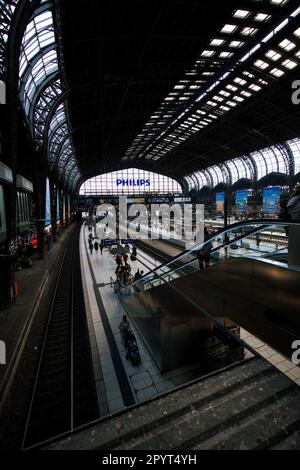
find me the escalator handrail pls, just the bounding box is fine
[120,218,297,290]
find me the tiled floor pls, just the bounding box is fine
[240,327,300,386]
[80,225,203,416]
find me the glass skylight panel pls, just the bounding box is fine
[243,71,254,78]
[294,27,300,38]
[234,77,247,85]
[254,59,269,69]
[279,39,296,51]
[254,13,271,22]
[249,84,262,91]
[219,90,230,96]
[219,51,233,58]
[270,0,287,5]
[270,67,285,77]
[233,95,244,102]
[210,39,225,46]
[213,95,224,102]
[241,27,258,36]
[282,58,298,69]
[233,10,250,19]
[201,50,215,57]
[229,40,244,48]
[220,24,237,34]
[265,49,281,61]
[227,84,238,90]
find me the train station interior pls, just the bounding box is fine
[1,0,300,452]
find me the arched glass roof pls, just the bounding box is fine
[80,168,182,195]
[16,1,81,190]
[186,139,292,190]
[0,0,19,77]
[287,138,300,174]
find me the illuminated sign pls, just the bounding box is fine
[45,178,51,226]
[263,186,281,213]
[216,192,225,211]
[174,197,191,203]
[235,190,250,213]
[116,179,150,187]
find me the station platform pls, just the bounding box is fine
[79,224,204,416]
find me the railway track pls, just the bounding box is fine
[21,227,99,449]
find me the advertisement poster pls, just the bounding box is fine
[45,178,51,226]
[56,189,60,220]
[263,186,281,213]
[235,190,249,213]
[216,192,225,211]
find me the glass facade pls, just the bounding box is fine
[79,168,182,195]
[184,137,300,190]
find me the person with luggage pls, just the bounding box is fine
[124,330,141,365]
[119,315,131,346]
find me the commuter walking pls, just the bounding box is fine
[89,242,93,255]
[100,240,104,254]
[94,240,99,252]
[119,315,131,346]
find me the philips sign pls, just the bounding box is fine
[116,179,150,187]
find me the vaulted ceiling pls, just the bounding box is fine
[56,0,300,187]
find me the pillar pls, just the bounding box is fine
[288,225,300,270]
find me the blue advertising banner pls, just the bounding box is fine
[216,192,225,202]
[263,186,281,213]
[235,190,249,213]
[216,192,225,211]
[56,190,60,220]
[45,178,51,226]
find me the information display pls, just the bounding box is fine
[235,190,250,213]
[45,178,51,226]
[56,190,60,220]
[216,192,225,211]
[263,186,281,213]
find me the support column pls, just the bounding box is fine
[50,180,57,239]
[59,189,64,228]
[288,225,300,270]
[32,150,46,259]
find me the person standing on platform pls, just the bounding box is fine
[119,315,131,346]
[94,240,99,253]
[89,242,93,255]
[100,240,104,254]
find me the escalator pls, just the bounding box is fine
[116,220,300,372]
